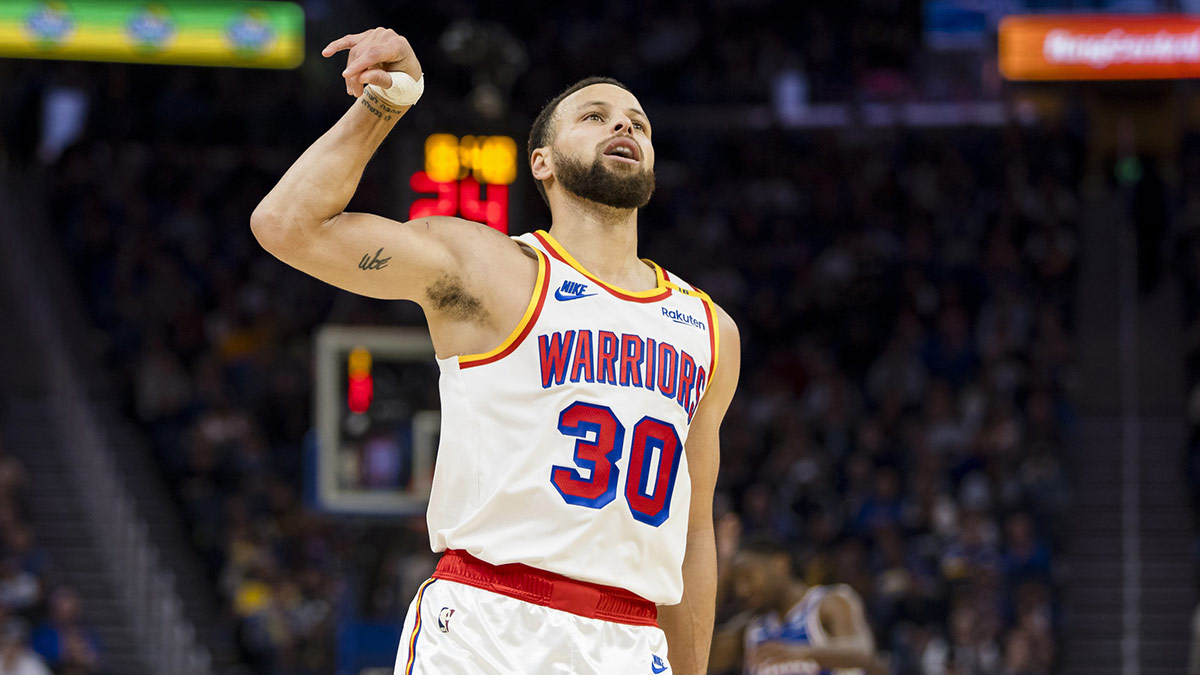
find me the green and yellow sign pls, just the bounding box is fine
[0,1,304,68]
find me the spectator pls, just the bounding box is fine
[30,588,100,674]
[0,560,39,619]
[0,619,51,675]
[1001,513,1052,587]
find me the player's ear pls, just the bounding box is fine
[530,147,553,182]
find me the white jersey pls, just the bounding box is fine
[426,229,720,605]
[744,586,865,675]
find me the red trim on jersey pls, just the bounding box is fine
[532,231,673,304]
[433,549,659,627]
[459,248,551,369]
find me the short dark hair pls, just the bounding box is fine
[527,76,631,207]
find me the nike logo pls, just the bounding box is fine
[650,654,668,673]
[554,280,597,301]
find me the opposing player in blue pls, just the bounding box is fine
[251,26,739,675]
[709,540,887,675]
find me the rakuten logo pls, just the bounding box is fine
[1044,28,1200,68]
[662,307,705,330]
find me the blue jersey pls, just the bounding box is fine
[744,586,863,675]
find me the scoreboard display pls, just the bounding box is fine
[408,133,518,233]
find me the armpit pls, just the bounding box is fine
[426,274,489,322]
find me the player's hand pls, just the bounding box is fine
[321,27,422,98]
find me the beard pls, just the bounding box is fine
[552,146,655,210]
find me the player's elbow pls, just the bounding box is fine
[249,204,284,251]
[250,203,320,256]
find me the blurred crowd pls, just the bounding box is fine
[0,2,1084,674]
[646,121,1079,673]
[0,438,102,675]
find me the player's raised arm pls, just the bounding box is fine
[251,28,501,304]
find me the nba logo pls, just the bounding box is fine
[437,607,455,633]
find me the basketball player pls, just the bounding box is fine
[709,540,886,675]
[250,27,739,674]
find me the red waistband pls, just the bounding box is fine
[432,549,659,627]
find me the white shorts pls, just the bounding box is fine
[393,577,672,674]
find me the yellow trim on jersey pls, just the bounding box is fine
[660,278,713,301]
[458,247,549,366]
[536,230,669,298]
[701,295,721,388]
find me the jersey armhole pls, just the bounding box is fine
[458,246,549,369]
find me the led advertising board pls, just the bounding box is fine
[0,1,304,69]
[1000,14,1200,81]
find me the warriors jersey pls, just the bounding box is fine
[744,586,864,675]
[425,229,720,605]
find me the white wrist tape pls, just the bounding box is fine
[365,72,424,107]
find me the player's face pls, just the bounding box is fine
[731,552,786,611]
[549,84,656,209]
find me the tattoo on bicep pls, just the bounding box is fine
[359,89,402,121]
[358,248,392,271]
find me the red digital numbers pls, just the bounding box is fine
[409,133,515,233]
[408,171,509,233]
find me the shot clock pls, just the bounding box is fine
[409,133,518,233]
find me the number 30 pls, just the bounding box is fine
[550,402,683,527]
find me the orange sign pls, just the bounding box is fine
[999,15,1200,81]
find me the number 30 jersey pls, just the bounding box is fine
[426,230,720,605]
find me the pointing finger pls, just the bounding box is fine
[321,30,370,57]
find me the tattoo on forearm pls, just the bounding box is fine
[359,247,392,271]
[359,89,402,121]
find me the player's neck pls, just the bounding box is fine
[774,581,808,616]
[547,199,653,291]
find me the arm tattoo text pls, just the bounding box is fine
[359,89,403,121]
[359,247,392,271]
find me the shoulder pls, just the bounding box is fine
[711,303,739,344]
[421,217,539,288]
[818,583,864,602]
[418,217,533,265]
[817,584,866,617]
